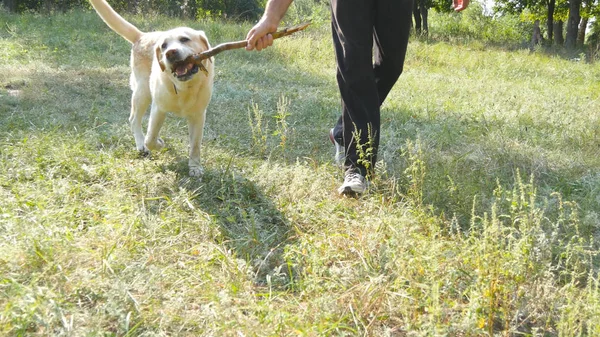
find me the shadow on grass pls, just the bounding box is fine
[163,159,296,287]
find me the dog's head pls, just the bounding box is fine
[154,28,210,82]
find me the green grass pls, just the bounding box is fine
[1,7,600,336]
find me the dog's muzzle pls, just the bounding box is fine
[171,60,199,81]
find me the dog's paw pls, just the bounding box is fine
[145,138,165,151]
[189,166,204,177]
[139,148,151,157]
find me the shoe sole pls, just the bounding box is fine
[339,187,359,196]
[338,183,366,195]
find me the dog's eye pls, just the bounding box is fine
[179,37,190,43]
[161,42,168,49]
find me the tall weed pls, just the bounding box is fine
[247,101,268,157]
[462,171,598,334]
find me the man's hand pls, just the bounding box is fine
[453,0,470,12]
[245,0,293,51]
[246,19,277,51]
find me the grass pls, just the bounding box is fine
[1,6,600,336]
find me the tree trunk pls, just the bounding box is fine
[565,0,581,48]
[577,17,588,46]
[547,0,555,43]
[531,20,543,50]
[554,20,565,45]
[3,0,17,11]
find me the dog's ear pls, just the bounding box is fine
[155,45,166,72]
[197,31,211,51]
[197,31,212,64]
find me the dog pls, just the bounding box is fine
[89,0,214,177]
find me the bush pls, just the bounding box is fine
[7,0,88,12]
[2,0,265,20]
[195,0,264,20]
[426,2,532,47]
[283,0,330,25]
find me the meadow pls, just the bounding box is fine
[1,5,599,336]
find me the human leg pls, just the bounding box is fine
[373,0,413,104]
[330,0,412,181]
[330,0,379,178]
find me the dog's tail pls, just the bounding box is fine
[89,0,142,44]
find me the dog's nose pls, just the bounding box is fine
[165,49,180,62]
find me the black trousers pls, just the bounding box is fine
[330,0,413,177]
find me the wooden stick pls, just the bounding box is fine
[182,22,311,75]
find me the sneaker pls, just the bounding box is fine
[329,128,344,165]
[338,171,367,195]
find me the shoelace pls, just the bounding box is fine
[345,173,364,183]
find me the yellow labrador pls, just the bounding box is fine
[89,0,214,176]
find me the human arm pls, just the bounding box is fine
[245,0,293,51]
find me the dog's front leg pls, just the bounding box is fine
[187,114,206,177]
[144,103,166,152]
[130,89,151,153]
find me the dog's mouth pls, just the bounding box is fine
[171,60,199,81]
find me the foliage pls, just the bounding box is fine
[283,0,330,25]
[193,0,264,20]
[431,0,456,13]
[2,0,266,20]
[6,0,88,12]
[494,0,546,15]
[581,0,599,20]
[424,2,532,46]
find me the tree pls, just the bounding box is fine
[495,0,550,43]
[532,19,543,47]
[547,0,555,42]
[554,20,565,44]
[494,0,579,46]
[577,15,588,45]
[576,0,598,45]
[552,0,570,45]
[565,0,581,48]
[589,17,600,60]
